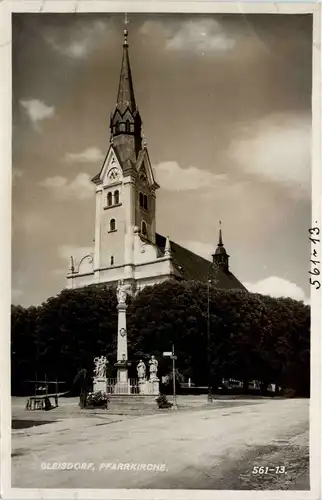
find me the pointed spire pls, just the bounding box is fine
[218,220,223,246]
[116,13,136,114]
[164,236,172,258]
[109,15,143,164]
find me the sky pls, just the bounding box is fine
[12,13,312,307]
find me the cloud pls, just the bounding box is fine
[64,147,104,164]
[140,19,236,54]
[244,276,310,304]
[58,245,93,264]
[44,20,113,59]
[20,99,55,129]
[39,173,95,200]
[155,161,227,191]
[227,113,311,198]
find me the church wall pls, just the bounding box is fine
[135,183,156,242]
[99,202,125,269]
[134,258,172,281]
[66,272,94,289]
[96,265,129,283]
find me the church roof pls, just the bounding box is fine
[155,233,246,291]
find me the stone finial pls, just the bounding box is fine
[142,126,147,148]
[69,256,75,273]
[164,236,172,258]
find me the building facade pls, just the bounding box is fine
[66,26,245,294]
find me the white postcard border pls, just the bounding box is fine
[0,1,321,499]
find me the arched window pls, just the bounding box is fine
[107,192,112,206]
[110,256,114,265]
[114,190,119,205]
[110,219,116,232]
[141,221,147,236]
[139,192,144,208]
[125,120,131,132]
[143,195,148,210]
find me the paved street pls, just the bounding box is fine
[11,398,309,490]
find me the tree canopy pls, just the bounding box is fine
[11,281,310,396]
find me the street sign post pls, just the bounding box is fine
[163,347,178,409]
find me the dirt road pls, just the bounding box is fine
[11,398,309,490]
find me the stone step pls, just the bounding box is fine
[109,395,158,405]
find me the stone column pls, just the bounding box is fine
[114,280,132,394]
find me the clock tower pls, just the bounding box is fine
[65,23,246,295]
[90,23,159,283]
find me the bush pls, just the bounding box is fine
[84,390,110,409]
[156,393,173,409]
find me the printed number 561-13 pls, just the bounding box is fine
[252,466,286,474]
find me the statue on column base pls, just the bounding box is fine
[149,355,158,380]
[138,357,159,395]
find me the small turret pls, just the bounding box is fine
[164,236,172,258]
[212,221,229,271]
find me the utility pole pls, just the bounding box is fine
[172,344,178,410]
[207,279,213,403]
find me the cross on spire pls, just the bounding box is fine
[123,13,129,46]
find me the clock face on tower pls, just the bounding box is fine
[108,167,120,183]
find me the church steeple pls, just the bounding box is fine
[212,221,230,271]
[116,17,136,114]
[110,15,143,165]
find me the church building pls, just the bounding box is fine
[66,25,245,294]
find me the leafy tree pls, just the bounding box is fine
[35,286,118,389]
[11,304,39,395]
[10,281,310,397]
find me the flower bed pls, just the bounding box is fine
[83,391,110,409]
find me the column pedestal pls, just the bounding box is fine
[139,378,159,395]
[114,361,131,394]
[93,377,107,393]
